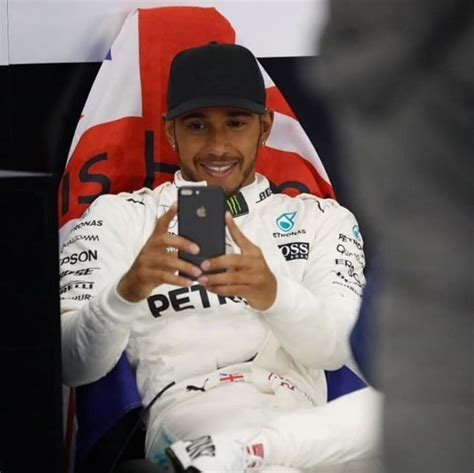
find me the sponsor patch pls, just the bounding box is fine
[276,212,297,232]
[59,280,94,295]
[278,242,309,261]
[147,285,246,318]
[352,224,362,241]
[60,249,98,266]
[63,234,100,248]
[226,193,249,217]
[71,219,103,232]
[61,294,93,302]
[219,372,245,383]
[256,187,272,203]
[59,267,100,279]
[185,436,215,460]
[338,233,363,250]
[273,229,306,239]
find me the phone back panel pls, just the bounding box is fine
[178,186,226,269]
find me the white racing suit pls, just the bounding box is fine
[60,172,368,470]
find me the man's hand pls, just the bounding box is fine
[197,212,277,311]
[117,204,202,302]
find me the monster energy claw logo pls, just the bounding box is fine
[226,193,249,217]
[276,212,297,232]
[226,196,241,214]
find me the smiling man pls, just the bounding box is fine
[164,43,273,198]
[60,43,369,472]
[167,107,271,196]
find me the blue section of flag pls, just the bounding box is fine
[350,269,377,385]
[74,353,142,466]
[325,366,367,401]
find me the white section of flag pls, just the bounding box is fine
[268,111,330,183]
[256,61,330,184]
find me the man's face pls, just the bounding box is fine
[165,107,273,196]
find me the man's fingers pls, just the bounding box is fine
[154,202,178,234]
[225,212,254,253]
[159,254,202,279]
[152,233,199,255]
[200,254,253,272]
[150,269,194,288]
[205,284,249,298]
[198,270,253,288]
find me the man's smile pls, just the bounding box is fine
[199,160,239,178]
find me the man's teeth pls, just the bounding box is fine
[204,164,234,172]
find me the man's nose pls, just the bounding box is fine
[205,128,232,155]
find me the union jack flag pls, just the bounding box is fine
[219,372,245,383]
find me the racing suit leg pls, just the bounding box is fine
[146,381,294,469]
[152,385,382,472]
[257,387,383,472]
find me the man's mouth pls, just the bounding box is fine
[200,161,238,177]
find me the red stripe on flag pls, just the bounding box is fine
[266,86,297,120]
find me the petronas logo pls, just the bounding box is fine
[226,193,249,217]
[276,212,297,232]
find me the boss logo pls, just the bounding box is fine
[278,242,309,261]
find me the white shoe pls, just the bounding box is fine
[165,433,266,472]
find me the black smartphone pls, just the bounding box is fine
[178,186,226,277]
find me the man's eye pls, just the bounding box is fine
[228,120,245,128]
[187,122,206,131]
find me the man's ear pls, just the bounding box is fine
[162,114,176,150]
[260,110,274,144]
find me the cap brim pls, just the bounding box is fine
[166,96,266,120]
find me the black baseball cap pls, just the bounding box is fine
[166,43,266,120]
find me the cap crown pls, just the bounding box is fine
[166,43,266,119]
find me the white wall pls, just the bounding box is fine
[1,0,329,65]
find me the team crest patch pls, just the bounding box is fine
[276,212,297,232]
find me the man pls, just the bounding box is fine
[60,43,367,472]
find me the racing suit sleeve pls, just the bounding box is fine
[261,201,366,370]
[59,194,151,387]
